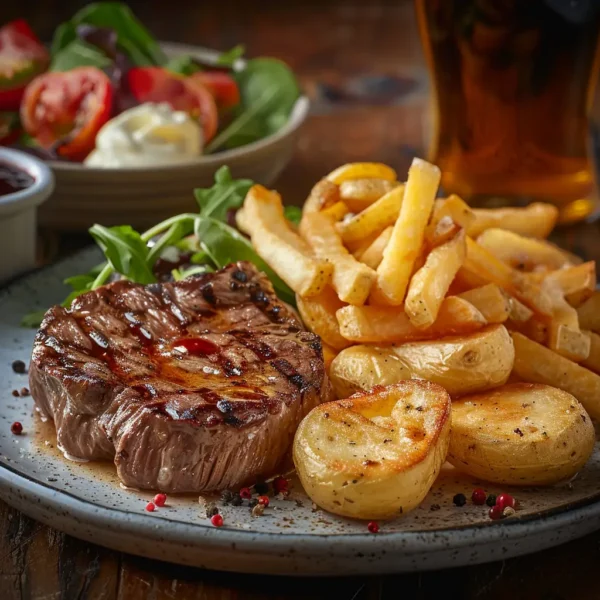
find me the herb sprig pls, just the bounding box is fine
[22,166,295,327]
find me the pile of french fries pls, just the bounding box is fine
[238,159,600,519]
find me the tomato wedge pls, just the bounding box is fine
[0,20,49,111]
[190,71,240,111]
[21,67,112,161]
[128,67,218,141]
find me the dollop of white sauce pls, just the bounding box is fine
[85,102,203,168]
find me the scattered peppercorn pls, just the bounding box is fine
[11,390,19,397]
[211,514,224,527]
[220,490,234,504]
[453,493,467,507]
[489,505,504,520]
[254,481,269,495]
[145,502,156,512]
[20,387,29,397]
[273,476,289,494]
[154,493,167,507]
[258,495,269,507]
[248,498,258,508]
[230,495,243,507]
[486,494,497,507]
[239,487,252,500]
[205,504,219,518]
[10,422,23,435]
[503,506,516,518]
[471,488,486,505]
[496,493,516,510]
[367,521,379,534]
[11,360,26,374]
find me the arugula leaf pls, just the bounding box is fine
[69,2,166,66]
[50,39,113,71]
[284,205,302,226]
[194,166,253,221]
[172,264,214,281]
[165,55,201,76]
[216,44,245,67]
[147,219,195,266]
[89,224,156,284]
[21,310,47,328]
[195,217,295,305]
[51,22,77,56]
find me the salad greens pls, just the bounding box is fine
[205,58,300,153]
[22,166,296,327]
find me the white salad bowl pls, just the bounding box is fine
[0,148,54,282]
[39,43,309,231]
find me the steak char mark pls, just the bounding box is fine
[30,262,332,492]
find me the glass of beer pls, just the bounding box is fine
[415,0,600,223]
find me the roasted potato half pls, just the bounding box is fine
[293,381,451,519]
[329,325,514,398]
[448,383,595,485]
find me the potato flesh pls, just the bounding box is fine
[293,381,451,519]
[329,325,514,398]
[448,383,595,485]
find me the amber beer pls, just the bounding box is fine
[416,0,600,222]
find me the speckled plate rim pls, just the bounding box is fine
[3,250,600,574]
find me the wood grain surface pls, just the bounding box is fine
[1,0,600,598]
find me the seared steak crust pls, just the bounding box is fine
[30,262,331,492]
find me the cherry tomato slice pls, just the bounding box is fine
[128,67,218,141]
[190,71,240,111]
[21,67,112,161]
[0,19,49,111]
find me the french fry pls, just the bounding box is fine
[350,231,382,259]
[582,331,600,374]
[370,158,441,306]
[511,332,600,420]
[468,203,559,239]
[477,228,580,271]
[405,230,466,329]
[359,226,393,269]
[461,237,554,317]
[321,201,350,222]
[242,185,332,296]
[577,292,600,332]
[540,277,590,362]
[336,296,486,343]
[300,211,376,305]
[326,162,397,185]
[426,195,475,247]
[457,284,510,324]
[339,178,397,212]
[303,179,341,214]
[543,261,596,296]
[296,288,351,351]
[337,185,404,244]
[321,342,338,371]
[507,295,533,323]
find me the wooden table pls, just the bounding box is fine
[2,1,600,597]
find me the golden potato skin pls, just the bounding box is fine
[448,383,595,485]
[329,325,514,398]
[293,381,451,520]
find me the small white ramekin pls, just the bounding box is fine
[0,148,54,283]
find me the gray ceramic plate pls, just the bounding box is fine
[2,249,600,576]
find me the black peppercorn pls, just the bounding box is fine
[205,504,219,518]
[254,481,269,495]
[486,494,497,507]
[220,490,234,504]
[11,360,26,374]
[453,493,467,507]
[248,498,258,508]
[230,495,243,507]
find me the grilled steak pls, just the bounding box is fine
[30,262,332,493]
